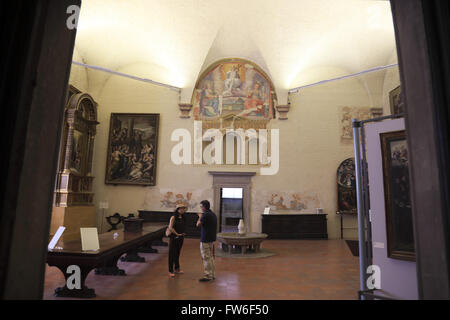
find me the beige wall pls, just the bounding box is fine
[67,61,400,239]
[68,48,89,92]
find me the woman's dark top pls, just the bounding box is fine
[171,213,186,237]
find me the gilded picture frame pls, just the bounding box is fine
[389,85,404,115]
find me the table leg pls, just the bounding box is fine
[53,264,96,298]
[152,234,168,247]
[121,249,145,262]
[138,240,158,253]
[95,254,126,276]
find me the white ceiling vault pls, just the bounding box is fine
[74,0,397,104]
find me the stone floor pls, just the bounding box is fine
[43,238,360,300]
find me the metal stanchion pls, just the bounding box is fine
[353,119,368,297]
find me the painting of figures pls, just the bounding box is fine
[193,59,275,120]
[105,113,159,186]
[389,85,404,115]
[337,158,357,213]
[381,130,415,261]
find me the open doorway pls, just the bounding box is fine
[220,187,244,232]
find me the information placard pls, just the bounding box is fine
[80,227,100,251]
[48,226,65,250]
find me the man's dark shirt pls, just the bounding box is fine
[200,210,217,242]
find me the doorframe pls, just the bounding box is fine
[209,171,255,233]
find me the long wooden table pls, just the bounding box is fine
[46,223,167,298]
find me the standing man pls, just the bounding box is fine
[196,200,217,282]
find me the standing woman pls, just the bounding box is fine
[168,205,187,277]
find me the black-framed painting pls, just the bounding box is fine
[337,158,357,214]
[105,113,159,186]
[389,85,404,115]
[380,130,415,261]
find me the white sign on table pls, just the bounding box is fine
[80,227,100,251]
[48,226,66,251]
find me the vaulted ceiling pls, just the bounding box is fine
[74,0,397,103]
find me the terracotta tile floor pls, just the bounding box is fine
[43,239,360,300]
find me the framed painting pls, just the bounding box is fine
[389,85,404,115]
[336,158,357,214]
[105,113,159,186]
[380,130,415,261]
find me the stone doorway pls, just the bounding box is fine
[208,171,255,233]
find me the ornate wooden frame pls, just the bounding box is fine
[54,85,99,207]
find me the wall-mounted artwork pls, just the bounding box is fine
[160,191,198,210]
[193,59,276,124]
[380,130,415,261]
[340,107,382,139]
[266,191,321,211]
[105,113,159,186]
[142,188,213,212]
[389,85,404,115]
[337,158,357,213]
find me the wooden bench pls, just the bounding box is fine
[46,223,166,298]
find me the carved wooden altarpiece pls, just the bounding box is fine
[54,85,99,206]
[50,86,99,241]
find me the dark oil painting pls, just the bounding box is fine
[380,130,415,261]
[105,113,159,186]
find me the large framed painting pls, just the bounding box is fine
[105,113,159,186]
[389,85,404,115]
[380,130,415,261]
[336,158,357,214]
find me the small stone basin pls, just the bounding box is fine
[217,232,268,254]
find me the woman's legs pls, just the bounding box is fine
[169,237,184,274]
[174,238,184,272]
[168,237,176,274]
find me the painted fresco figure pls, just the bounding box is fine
[199,81,219,117]
[223,65,242,96]
[244,81,265,116]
